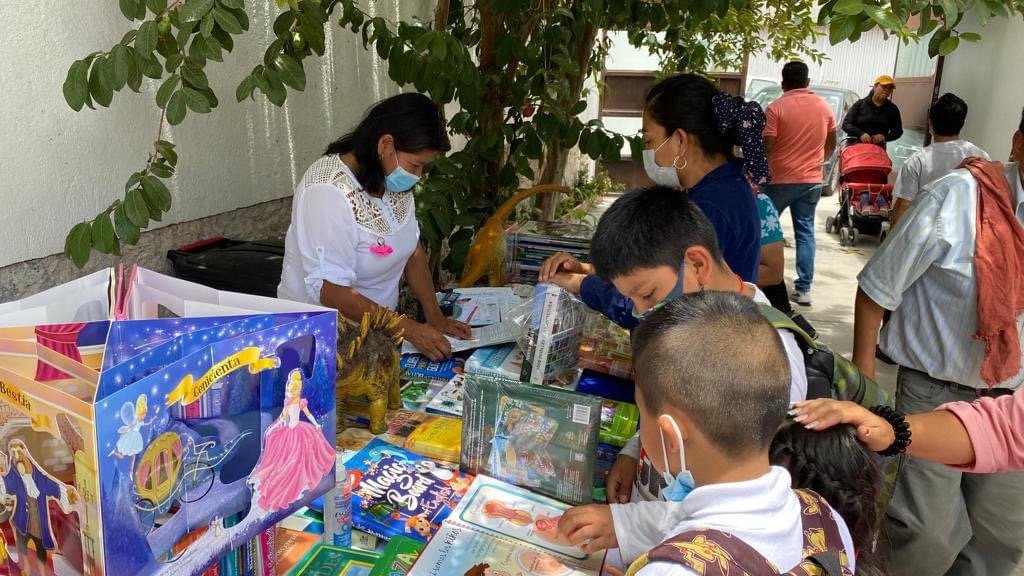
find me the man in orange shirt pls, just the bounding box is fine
[762,62,837,307]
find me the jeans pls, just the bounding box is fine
[881,367,1024,576]
[763,183,822,293]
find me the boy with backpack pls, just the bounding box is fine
[557,292,857,574]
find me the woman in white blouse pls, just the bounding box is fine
[278,93,470,360]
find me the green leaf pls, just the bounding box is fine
[165,53,184,73]
[89,60,114,107]
[155,140,177,166]
[939,0,958,27]
[91,213,116,253]
[429,33,447,61]
[959,32,981,42]
[145,0,168,13]
[124,189,150,228]
[111,45,132,89]
[64,222,93,268]
[142,175,173,211]
[220,0,244,8]
[180,0,215,23]
[156,74,180,108]
[63,61,90,111]
[928,28,950,57]
[832,0,864,15]
[938,35,960,55]
[200,11,216,37]
[149,162,174,178]
[119,0,140,21]
[236,74,257,102]
[863,5,902,30]
[206,36,225,61]
[180,63,209,89]
[139,53,164,78]
[127,51,143,92]
[136,21,158,54]
[182,86,212,113]
[273,54,306,91]
[828,15,859,44]
[212,7,242,34]
[114,204,141,245]
[166,90,187,125]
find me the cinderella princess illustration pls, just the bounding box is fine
[249,369,335,513]
[112,394,155,472]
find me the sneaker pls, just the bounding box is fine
[790,290,812,306]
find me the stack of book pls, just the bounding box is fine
[505,221,593,284]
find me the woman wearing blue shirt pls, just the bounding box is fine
[541,74,766,329]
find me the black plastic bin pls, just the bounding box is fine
[167,237,285,298]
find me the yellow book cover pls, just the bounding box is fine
[403,414,462,464]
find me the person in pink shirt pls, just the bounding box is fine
[789,392,1024,474]
[762,62,837,307]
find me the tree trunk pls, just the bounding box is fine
[537,21,599,220]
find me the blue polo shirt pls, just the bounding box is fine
[580,160,761,330]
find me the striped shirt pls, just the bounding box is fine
[858,162,1024,389]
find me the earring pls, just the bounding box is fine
[672,155,688,171]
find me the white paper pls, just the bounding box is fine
[401,320,519,355]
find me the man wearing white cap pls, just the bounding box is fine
[842,75,903,147]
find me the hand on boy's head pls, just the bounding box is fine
[557,504,618,554]
[791,399,895,452]
[606,454,638,504]
[539,252,591,282]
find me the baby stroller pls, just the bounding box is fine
[824,142,894,246]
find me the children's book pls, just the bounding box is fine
[407,475,604,576]
[287,545,379,576]
[519,284,587,386]
[275,528,321,576]
[423,373,466,417]
[399,376,450,410]
[400,355,465,380]
[378,409,463,464]
[368,536,425,576]
[465,343,525,380]
[348,439,474,543]
[461,374,602,505]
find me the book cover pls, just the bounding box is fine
[407,475,604,576]
[399,376,450,411]
[465,343,525,381]
[461,374,602,505]
[287,545,380,576]
[348,439,474,543]
[368,536,425,576]
[381,410,463,465]
[423,373,466,417]
[400,355,465,380]
[519,285,586,387]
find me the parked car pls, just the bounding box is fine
[750,85,861,196]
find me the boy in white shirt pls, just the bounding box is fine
[891,92,989,225]
[557,292,857,574]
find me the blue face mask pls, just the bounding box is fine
[658,415,696,502]
[385,151,420,193]
[632,262,687,321]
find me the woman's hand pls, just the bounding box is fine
[401,319,452,361]
[606,454,638,504]
[427,316,473,340]
[540,252,593,283]
[791,399,895,452]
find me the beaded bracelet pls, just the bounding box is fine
[869,405,912,457]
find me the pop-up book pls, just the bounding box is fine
[0,266,337,576]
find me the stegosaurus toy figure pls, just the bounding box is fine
[336,308,405,434]
[460,184,571,287]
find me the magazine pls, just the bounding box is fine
[465,343,525,381]
[407,475,604,576]
[347,439,474,543]
[461,374,602,505]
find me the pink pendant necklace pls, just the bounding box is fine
[371,237,393,256]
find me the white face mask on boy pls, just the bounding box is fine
[658,415,696,502]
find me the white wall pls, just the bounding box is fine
[939,14,1024,163]
[0,0,428,267]
[746,29,899,95]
